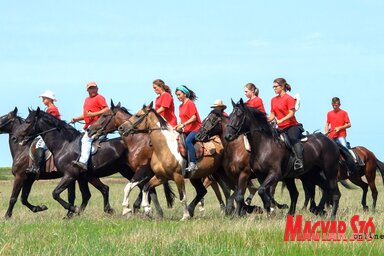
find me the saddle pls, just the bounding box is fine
[91,135,108,155]
[28,137,57,173]
[177,134,223,161]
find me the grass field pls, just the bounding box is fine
[0,168,383,255]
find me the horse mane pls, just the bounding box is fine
[150,108,169,129]
[38,111,80,141]
[118,106,132,116]
[243,105,276,138]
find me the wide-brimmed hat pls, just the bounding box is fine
[86,81,98,89]
[39,90,57,101]
[210,99,227,109]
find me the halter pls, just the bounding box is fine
[226,110,246,138]
[94,112,115,137]
[119,108,167,136]
[22,114,58,142]
[0,116,15,129]
[198,114,221,139]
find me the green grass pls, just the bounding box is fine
[0,176,384,255]
[0,167,12,180]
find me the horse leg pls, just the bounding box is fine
[133,187,143,214]
[20,178,48,213]
[140,176,164,218]
[87,177,114,214]
[245,181,257,205]
[284,178,299,216]
[148,187,165,218]
[327,176,341,219]
[349,176,369,211]
[364,165,378,211]
[188,178,207,217]
[235,172,250,217]
[269,182,289,210]
[52,176,79,217]
[225,191,236,216]
[122,168,149,216]
[209,179,226,211]
[5,174,27,219]
[258,174,279,215]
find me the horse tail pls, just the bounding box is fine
[340,180,357,190]
[338,144,358,175]
[163,181,176,208]
[375,158,384,186]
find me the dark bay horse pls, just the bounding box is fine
[11,108,137,217]
[195,109,287,216]
[118,102,228,220]
[224,99,342,218]
[86,101,175,217]
[0,108,94,218]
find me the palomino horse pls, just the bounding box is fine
[86,101,175,217]
[195,109,288,216]
[11,108,138,217]
[225,99,342,218]
[0,108,110,218]
[118,102,227,220]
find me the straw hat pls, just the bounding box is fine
[210,99,227,109]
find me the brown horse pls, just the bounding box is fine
[86,101,175,217]
[337,146,384,211]
[195,108,288,216]
[118,102,228,220]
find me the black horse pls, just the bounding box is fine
[224,99,342,218]
[195,108,288,216]
[0,108,94,218]
[11,107,138,217]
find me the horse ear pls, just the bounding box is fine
[28,107,32,114]
[117,102,121,108]
[148,101,153,109]
[36,107,41,115]
[13,107,18,115]
[239,98,244,105]
[111,99,115,109]
[231,99,236,108]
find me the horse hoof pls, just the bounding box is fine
[280,204,289,209]
[122,207,132,216]
[40,205,48,211]
[180,215,191,221]
[363,206,369,212]
[105,208,115,215]
[253,206,263,214]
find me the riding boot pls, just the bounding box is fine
[293,143,304,171]
[26,148,45,175]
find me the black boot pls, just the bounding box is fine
[26,148,45,175]
[293,143,304,171]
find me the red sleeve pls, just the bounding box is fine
[160,93,172,109]
[186,101,198,117]
[344,111,350,123]
[287,96,296,110]
[96,95,108,109]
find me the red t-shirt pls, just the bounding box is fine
[83,94,108,129]
[155,92,177,127]
[326,109,350,139]
[46,105,61,120]
[179,100,202,133]
[271,93,299,129]
[246,97,266,113]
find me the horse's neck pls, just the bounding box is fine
[8,134,27,160]
[41,129,79,154]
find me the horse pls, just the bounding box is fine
[224,99,342,218]
[195,108,288,216]
[118,102,228,220]
[86,101,175,217]
[11,107,138,218]
[0,108,103,218]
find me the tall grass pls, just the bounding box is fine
[0,176,383,255]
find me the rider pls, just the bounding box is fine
[267,78,304,171]
[70,81,109,172]
[26,90,61,175]
[210,99,228,116]
[175,85,202,175]
[325,97,364,167]
[153,79,177,127]
[244,83,266,113]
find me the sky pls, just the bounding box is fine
[1,1,383,167]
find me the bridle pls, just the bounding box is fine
[119,108,167,136]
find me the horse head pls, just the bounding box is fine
[225,99,249,141]
[12,107,42,145]
[0,107,19,134]
[195,108,225,142]
[87,100,123,139]
[118,101,163,136]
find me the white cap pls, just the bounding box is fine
[39,90,57,101]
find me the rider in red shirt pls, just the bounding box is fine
[325,97,351,146]
[153,79,177,127]
[70,81,109,172]
[175,85,202,175]
[268,78,304,171]
[27,90,61,175]
[244,83,266,113]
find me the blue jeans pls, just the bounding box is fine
[186,131,197,163]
